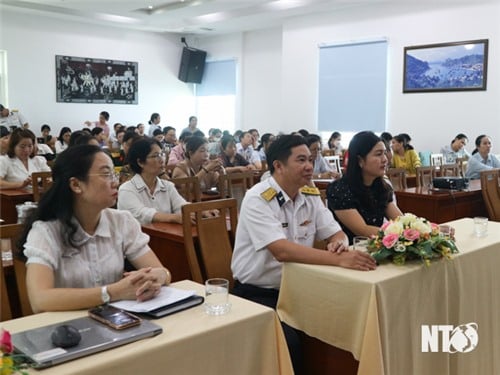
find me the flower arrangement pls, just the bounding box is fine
[367,213,459,266]
[0,329,29,375]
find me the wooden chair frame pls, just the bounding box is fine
[32,171,52,202]
[430,153,444,168]
[386,168,407,191]
[217,171,254,199]
[0,223,33,318]
[181,198,238,287]
[416,166,436,188]
[171,176,202,202]
[439,163,460,177]
[324,155,342,175]
[480,169,500,221]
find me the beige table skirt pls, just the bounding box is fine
[278,218,500,375]
[2,280,293,375]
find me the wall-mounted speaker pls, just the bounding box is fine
[178,47,207,84]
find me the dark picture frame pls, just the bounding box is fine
[403,39,488,93]
[56,55,138,104]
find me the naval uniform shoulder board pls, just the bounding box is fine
[260,187,277,201]
[300,186,320,196]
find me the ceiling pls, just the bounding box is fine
[0,0,370,35]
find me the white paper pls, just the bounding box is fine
[110,287,196,313]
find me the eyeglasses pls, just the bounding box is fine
[88,172,120,183]
[147,152,166,161]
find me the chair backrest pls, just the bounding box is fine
[260,160,268,171]
[439,163,461,177]
[324,155,342,175]
[430,153,444,168]
[386,168,408,191]
[217,171,254,210]
[418,151,432,167]
[32,171,52,202]
[415,166,436,188]
[0,223,33,318]
[171,176,202,202]
[480,169,500,221]
[1,256,12,321]
[181,198,238,288]
[456,157,467,177]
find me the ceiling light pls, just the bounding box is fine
[148,5,153,9]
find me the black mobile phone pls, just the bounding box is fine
[88,305,141,330]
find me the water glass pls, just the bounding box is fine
[0,239,13,263]
[439,225,451,239]
[204,278,231,315]
[473,217,488,237]
[353,236,370,251]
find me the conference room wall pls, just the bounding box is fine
[0,9,195,134]
[197,2,500,153]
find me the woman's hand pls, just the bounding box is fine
[335,250,377,271]
[20,177,32,188]
[327,239,348,253]
[204,159,224,173]
[112,267,171,301]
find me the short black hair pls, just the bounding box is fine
[41,124,51,132]
[0,125,10,138]
[128,138,161,174]
[100,111,110,121]
[305,134,321,148]
[267,135,307,174]
[91,127,104,136]
[163,126,175,134]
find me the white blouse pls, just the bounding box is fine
[118,174,187,224]
[55,141,68,154]
[0,155,51,182]
[23,208,151,288]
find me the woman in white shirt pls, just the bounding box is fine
[55,127,71,154]
[0,128,51,189]
[20,144,171,312]
[465,135,500,179]
[118,138,187,224]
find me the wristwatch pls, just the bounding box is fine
[101,286,110,304]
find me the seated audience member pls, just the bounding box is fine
[119,131,142,183]
[180,116,198,137]
[327,131,402,244]
[257,133,275,161]
[19,145,171,312]
[162,126,177,153]
[236,131,262,169]
[91,127,107,148]
[233,130,243,143]
[136,123,146,137]
[231,134,376,373]
[295,129,309,137]
[326,131,343,155]
[0,126,10,155]
[306,134,340,179]
[249,128,260,150]
[390,133,421,174]
[147,113,161,137]
[167,131,191,166]
[440,133,471,163]
[207,128,222,157]
[38,124,57,151]
[152,128,165,144]
[0,128,51,189]
[118,138,186,224]
[69,130,100,147]
[219,136,255,173]
[172,136,223,191]
[55,127,71,154]
[0,104,29,128]
[465,134,500,179]
[35,140,55,161]
[108,123,124,149]
[380,132,393,167]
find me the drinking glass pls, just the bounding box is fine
[353,236,370,252]
[204,278,231,315]
[473,217,488,237]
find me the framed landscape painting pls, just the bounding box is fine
[56,55,138,104]
[403,39,488,93]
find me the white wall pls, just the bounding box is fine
[281,2,500,152]
[0,9,195,134]
[199,2,500,153]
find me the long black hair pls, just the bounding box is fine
[18,145,104,250]
[472,134,488,155]
[344,131,391,209]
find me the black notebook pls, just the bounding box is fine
[142,295,204,318]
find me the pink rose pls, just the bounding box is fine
[381,221,391,231]
[382,233,399,248]
[0,329,13,354]
[403,228,420,241]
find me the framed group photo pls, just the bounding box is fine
[403,39,488,93]
[56,55,138,104]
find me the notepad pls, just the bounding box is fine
[111,287,196,313]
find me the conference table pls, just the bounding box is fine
[0,189,34,224]
[395,179,487,223]
[277,218,500,375]
[2,280,293,375]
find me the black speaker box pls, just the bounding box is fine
[178,47,207,84]
[432,177,469,190]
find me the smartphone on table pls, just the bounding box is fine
[88,305,141,330]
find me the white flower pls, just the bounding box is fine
[411,219,431,234]
[394,243,406,252]
[384,221,404,235]
[398,213,417,226]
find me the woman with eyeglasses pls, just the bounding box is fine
[19,145,171,312]
[118,138,186,224]
[0,128,51,189]
[172,136,223,191]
